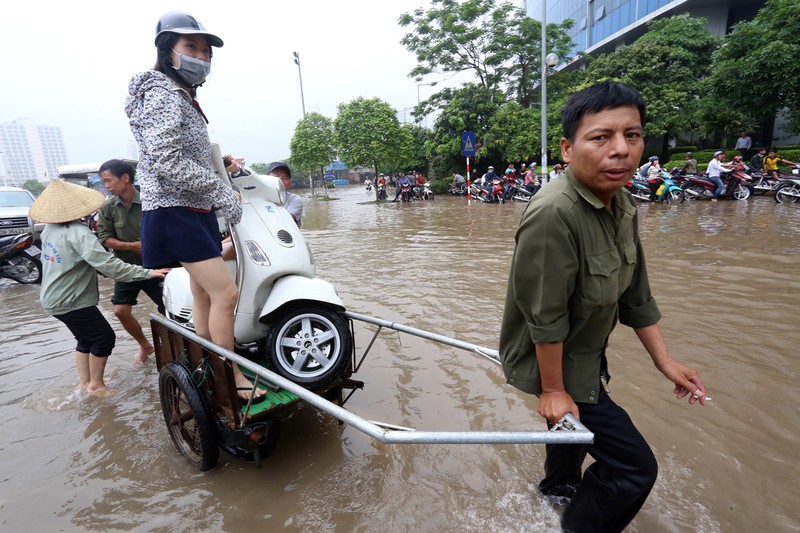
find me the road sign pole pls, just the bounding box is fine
[466,156,471,205]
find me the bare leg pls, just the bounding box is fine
[75,351,90,391]
[182,257,265,400]
[86,354,114,397]
[114,303,154,364]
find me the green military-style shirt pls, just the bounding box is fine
[96,190,143,266]
[499,168,661,403]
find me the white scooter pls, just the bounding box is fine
[162,146,352,389]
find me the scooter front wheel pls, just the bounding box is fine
[666,189,685,204]
[264,306,352,389]
[733,183,752,200]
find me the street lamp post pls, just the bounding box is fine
[540,1,558,183]
[293,51,306,117]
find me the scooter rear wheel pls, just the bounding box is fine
[264,306,352,389]
[158,361,219,471]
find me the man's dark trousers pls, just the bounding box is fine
[539,390,658,533]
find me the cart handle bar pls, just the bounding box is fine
[150,313,592,445]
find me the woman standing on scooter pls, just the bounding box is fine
[125,11,264,400]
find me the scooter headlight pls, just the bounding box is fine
[244,240,270,266]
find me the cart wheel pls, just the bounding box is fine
[264,305,352,389]
[159,361,219,471]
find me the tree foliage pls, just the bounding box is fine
[23,179,44,197]
[400,0,574,104]
[426,83,504,159]
[289,112,335,173]
[333,97,404,173]
[585,14,721,156]
[706,0,800,143]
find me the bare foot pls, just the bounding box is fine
[86,385,115,398]
[133,346,155,365]
[234,372,266,400]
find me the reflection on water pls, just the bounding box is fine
[1,187,798,532]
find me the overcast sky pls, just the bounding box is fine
[1,0,476,167]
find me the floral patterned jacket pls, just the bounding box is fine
[125,70,241,224]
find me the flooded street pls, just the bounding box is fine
[2,186,799,532]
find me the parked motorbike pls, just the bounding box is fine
[774,165,800,204]
[682,170,753,201]
[376,183,387,200]
[162,146,352,390]
[0,233,42,284]
[626,171,685,203]
[503,180,533,203]
[400,182,415,202]
[449,182,467,196]
[419,181,434,200]
[475,178,505,203]
[749,171,781,196]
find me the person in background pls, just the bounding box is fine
[125,11,264,400]
[529,162,539,184]
[638,155,658,178]
[31,180,169,397]
[707,150,733,201]
[483,165,499,197]
[499,82,706,532]
[681,151,698,175]
[549,163,563,181]
[749,147,767,173]
[267,161,303,226]
[96,159,165,365]
[522,164,541,195]
[764,148,797,181]
[734,132,752,161]
[392,172,410,201]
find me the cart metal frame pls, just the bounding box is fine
[150,311,593,447]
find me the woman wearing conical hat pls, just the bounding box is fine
[30,180,169,397]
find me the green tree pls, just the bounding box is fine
[289,112,335,175]
[400,0,574,107]
[381,123,429,175]
[426,83,504,162]
[22,179,44,197]
[487,101,540,163]
[705,0,800,146]
[250,162,268,174]
[400,0,504,92]
[586,14,721,159]
[491,14,575,108]
[333,97,404,175]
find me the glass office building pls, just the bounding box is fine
[525,0,766,58]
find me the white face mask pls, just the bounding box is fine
[172,50,211,86]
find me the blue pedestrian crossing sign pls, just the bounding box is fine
[462,131,476,156]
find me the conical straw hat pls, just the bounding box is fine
[29,179,106,223]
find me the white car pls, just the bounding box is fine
[0,186,44,241]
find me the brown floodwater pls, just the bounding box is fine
[1,186,799,532]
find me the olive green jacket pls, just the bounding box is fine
[96,190,143,265]
[499,169,661,403]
